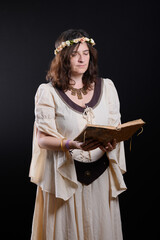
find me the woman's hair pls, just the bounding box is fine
[46,29,98,91]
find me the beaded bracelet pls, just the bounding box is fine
[65,139,71,150]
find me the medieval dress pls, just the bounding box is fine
[29,78,127,240]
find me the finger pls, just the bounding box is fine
[73,141,84,149]
[81,139,99,147]
[86,143,102,151]
[99,145,107,152]
[112,139,117,149]
[82,141,101,151]
[82,142,101,150]
[107,142,113,151]
[81,138,97,147]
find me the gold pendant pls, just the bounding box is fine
[69,86,87,99]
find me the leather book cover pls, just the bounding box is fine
[74,119,145,144]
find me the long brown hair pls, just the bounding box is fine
[46,29,98,91]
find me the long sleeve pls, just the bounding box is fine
[104,79,127,198]
[29,84,78,201]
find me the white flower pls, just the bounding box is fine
[61,42,66,47]
[90,38,95,45]
[85,37,90,42]
[73,38,79,43]
[66,40,70,46]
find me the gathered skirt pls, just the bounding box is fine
[30,168,123,240]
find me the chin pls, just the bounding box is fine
[77,68,88,74]
[78,70,87,74]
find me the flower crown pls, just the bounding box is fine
[54,37,95,55]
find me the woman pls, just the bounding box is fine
[29,29,127,240]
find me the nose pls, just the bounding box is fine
[78,54,84,62]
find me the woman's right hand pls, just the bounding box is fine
[68,139,102,151]
[68,138,117,152]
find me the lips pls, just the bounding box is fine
[77,65,86,67]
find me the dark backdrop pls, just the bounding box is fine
[0,1,159,239]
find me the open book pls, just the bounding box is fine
[74,119,145,144]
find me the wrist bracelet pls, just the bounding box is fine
[60,138,67,152]
[65,139,71,150]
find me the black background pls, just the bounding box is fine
[0,1,159,239]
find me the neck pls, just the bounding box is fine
[70,73,83,88]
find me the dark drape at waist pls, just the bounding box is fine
[74,154,109,185]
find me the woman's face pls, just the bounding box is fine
[70,42,90,77]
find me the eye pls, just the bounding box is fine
[71,52,77,57]
[83,50,89,55]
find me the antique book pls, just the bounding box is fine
[74,119,145,144]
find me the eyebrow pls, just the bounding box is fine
[72,49,89,53]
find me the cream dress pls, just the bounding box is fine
[29,78,127,240]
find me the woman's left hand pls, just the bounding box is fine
[99,139,117,152]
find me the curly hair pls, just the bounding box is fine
[46,29,98,91]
